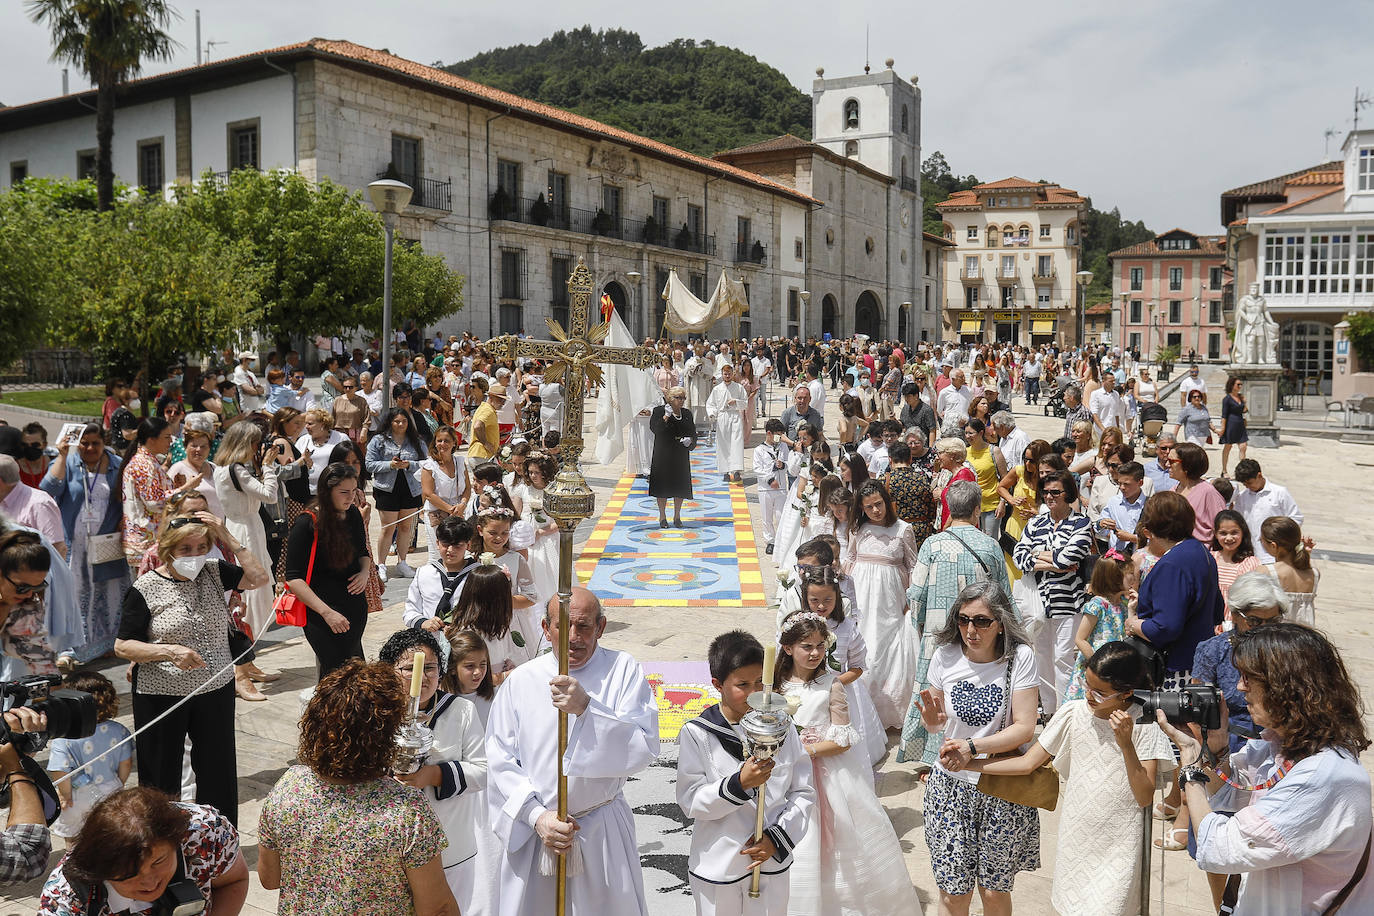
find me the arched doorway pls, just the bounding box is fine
[855,290,882,340]
[821,295,838,339]
[1279,320,1333,395]
[603,281,631,337]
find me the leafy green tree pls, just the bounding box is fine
[920,151,981,235]
[173,169,464,342]
[27,0,177,211]
[445,27,810,155]
[52,197,263,396]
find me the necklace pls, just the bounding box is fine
[1218,757,1293,792]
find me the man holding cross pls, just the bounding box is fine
[486,587,660,915]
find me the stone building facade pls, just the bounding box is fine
[1,39,830,342]
[935,177,1086,347]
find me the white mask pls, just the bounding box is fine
[127,398,142,412]
[171,554,209,580]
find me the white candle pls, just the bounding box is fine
[410,654,425,698]
[762,643,777,691]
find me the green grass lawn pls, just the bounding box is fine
[0,385,105,417]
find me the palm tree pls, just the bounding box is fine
[26,0,178,211]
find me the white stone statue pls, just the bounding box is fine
[1233,283,1279,365]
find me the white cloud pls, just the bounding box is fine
[2,0,1370,231]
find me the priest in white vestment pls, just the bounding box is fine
[706,363,748,484]
[684,344,716,416]
[487,588,660,916]
[625,408,655,477]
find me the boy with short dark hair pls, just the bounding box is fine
[678,630,814,915]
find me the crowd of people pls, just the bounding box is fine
[0,329,1368,916]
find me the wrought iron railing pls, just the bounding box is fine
[490,194,716,254]
[375,172,453,212]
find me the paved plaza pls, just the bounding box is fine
[4,376,1374,915]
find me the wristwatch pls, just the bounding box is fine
[1178,765,1209,789]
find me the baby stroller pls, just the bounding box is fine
[1137,402,1169,457]
[1043,378,1070,419]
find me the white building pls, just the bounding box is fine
[1221,130,1374,393]
[1,40,928,349]
[935,177,1086,347]
[0,38,823,343]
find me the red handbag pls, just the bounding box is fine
[273,513,317,628]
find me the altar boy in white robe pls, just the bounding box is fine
[678,630,814,916]
[707,363,748,484]
[751,418,790,555]
[487,587,660,916]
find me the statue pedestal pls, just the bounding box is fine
[1226,364,1283,448]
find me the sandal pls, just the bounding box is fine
[1152,801,1180,819]
[1153,827,1189,851]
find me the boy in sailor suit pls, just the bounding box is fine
[678,631,815,916]
[751,419,791,555]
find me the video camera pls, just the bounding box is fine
[1,674,98,753]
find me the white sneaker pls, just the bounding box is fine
[376,565,389,584]
[394,561,416,578]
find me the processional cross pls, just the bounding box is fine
[485,256,657,915]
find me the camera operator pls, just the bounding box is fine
[1157,624,1373,915]
[1,706,50,885]
[36,786,248,916]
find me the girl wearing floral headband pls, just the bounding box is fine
[778,609,919,914]
[470,484,540,655]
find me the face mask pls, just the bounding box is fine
[171,554,209,580]
[127,398,142,412]
[22,444,43,461]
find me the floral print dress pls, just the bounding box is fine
[258,765,446,915]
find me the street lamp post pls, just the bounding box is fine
[1075,269,1093,350]
[798,290,811,341]
[367,178,413,415]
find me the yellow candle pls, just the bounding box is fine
[762,642,777,690]
[410,653,425,698]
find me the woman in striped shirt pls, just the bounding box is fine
[1013,468,1094,715]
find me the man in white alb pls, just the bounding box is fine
[487,588,660,916]
[707,364,748,484]
[685,343,717,415]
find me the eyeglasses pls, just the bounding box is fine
[1042,488,1065,497]
[1087,687,1124,703]
[3,571,47,598]
[955,614,996,629]
[165,516,202,530]
[1156,444,1173,453]
[1233,608,1284,627]
[1106,462,1121,470]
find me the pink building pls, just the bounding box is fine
[1110,229,1230,362]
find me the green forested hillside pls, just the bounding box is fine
[443,27,811,155]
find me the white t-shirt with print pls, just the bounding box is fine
[928,642,1039,784]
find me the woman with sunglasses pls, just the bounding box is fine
[0,529,54,673]
[1013,468,1095,716]
[1157,624,1373,915]
[331,376,372,445]
[958,642,1175,916]
[915,579,1041,916]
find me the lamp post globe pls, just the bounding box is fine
[367,179,413,414]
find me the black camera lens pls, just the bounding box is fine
[39,690,100,741]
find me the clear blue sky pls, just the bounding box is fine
[3,0,1370,232]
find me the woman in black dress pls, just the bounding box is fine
[1220,375,1248,477]
[649,386,696,528]
[284,462,372,680]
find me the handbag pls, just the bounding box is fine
[976,654,1061,811]
[273,512,316,628]
[364,546,385,614]
[86,530,125,565]
[997,509,1019,555]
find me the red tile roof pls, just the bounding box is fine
[935,177,1085,210]
[715,134,815,156]
[1086,303,1112,315]
[1257,186,1342,215]
[712,132,895,185]
[1286,170,1342,187]
[0,38,818,205]
[1108,230,1226,258]
[923,231,956,247]
[1221,161,1342,199]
